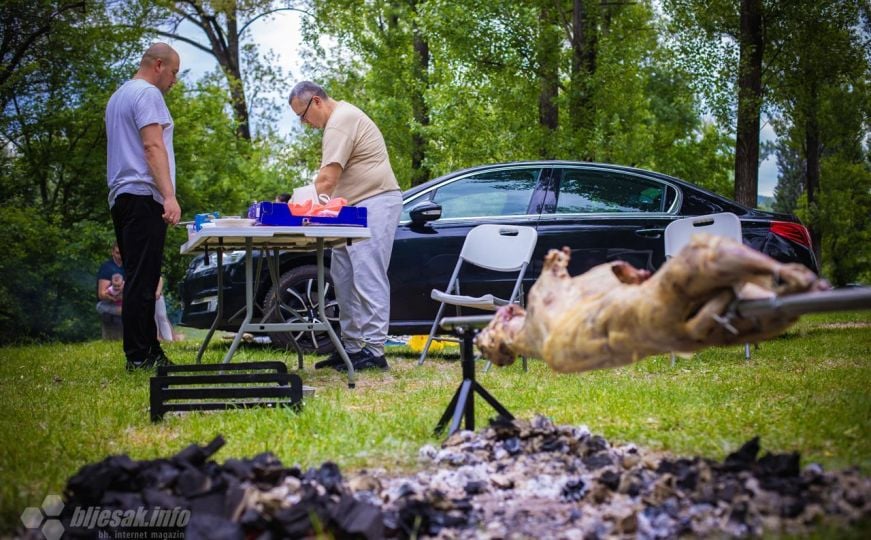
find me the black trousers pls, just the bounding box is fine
[111,194,167,362]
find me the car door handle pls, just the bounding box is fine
[635,228,663,239]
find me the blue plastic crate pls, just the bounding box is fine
[252,201,367,227]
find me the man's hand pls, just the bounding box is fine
[162,196,181,225]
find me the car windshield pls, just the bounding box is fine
[556,169,668,213]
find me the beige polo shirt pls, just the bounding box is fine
[321,101,400,204]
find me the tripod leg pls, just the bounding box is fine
[434,382,465,435]
[473,382,514,419]
[434,323,514,437]
[448,380,473,436]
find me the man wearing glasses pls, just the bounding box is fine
[288,81,402,371]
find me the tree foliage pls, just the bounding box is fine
[787,73,871,286]
[148,0,303,140]
[296,0,734,195]
[810,158,871,287]
[0,1,290,344]
[2,0,867,343]
[663,0,771,207]
[0,1,146,343]
[1,1,143,225]
[766,0,870,262]
[665,0,871,274]
[770,137,804,215]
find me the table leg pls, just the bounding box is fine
[315,238,355,387]
[196,241,224,364]
[222,238,253,363]
[265,247,305,368]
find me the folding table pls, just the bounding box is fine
[180,225,371,388]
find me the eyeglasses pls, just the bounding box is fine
[298,96,314,121]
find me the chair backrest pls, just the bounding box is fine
[459,224,538,271]
[664,212,742,258]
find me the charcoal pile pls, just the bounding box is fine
[47,417,869,539]
[56,436,388,539]
[387,415,870,538]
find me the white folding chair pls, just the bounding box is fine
[417,224,538,368]
[664,212,752,363]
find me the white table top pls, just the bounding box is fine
[180,225,371,254]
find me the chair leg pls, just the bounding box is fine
[417,330,437,366]
[418,303,447,365]
[483,355,527,373]
[670,352,676,367]
[744,342,751,360]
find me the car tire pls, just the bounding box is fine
[263,264,340,354]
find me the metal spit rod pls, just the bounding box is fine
[439,287,871,332]
[734,287,871,319]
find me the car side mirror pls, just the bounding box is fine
[409,202,442,225]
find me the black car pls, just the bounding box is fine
[179,161,818,353]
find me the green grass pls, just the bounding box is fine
[1,311,869,532]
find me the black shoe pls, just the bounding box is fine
[126,351,175,372]
[125,359,148,372]
[149,350,175,368]
[334,348,389,372]
[316,348,371,369]
[314,350,347,369]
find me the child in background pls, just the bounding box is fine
[107,274,124,301]
[102,273,124,315]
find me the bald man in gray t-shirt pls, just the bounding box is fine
[105,43,181,371]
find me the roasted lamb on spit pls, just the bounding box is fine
[476,233,830,373]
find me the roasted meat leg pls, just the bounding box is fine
[476,233,829,373]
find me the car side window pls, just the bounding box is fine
[556,169,669,213]
[425,168,540,220]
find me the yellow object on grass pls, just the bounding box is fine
[407,334,445,352]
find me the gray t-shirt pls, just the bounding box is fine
[105,79,175,207]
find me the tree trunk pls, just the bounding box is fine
[537,3,559,159]
[223,9,250,140]
[410,13,430,187]
[568,0,597,158]
[166,3,251,140]
[733,0,764,208]
[804,86,822,263]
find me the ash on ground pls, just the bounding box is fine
[366,415,869,538]
[51,416,869,539]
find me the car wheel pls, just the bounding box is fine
[263,265,340,354]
